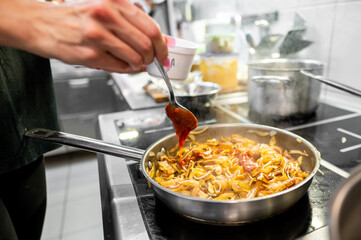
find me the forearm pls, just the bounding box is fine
[0,0,168,73]
[0,0,82,58]
[0,0,38,50]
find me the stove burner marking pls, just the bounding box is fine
[337,128,361,140]
[285,116,361,179]
[340,144,361,153]
[320,159,350,178]
[285,113,361,131]
[337,128,361,153]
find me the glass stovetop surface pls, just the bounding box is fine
[114,102,361,240]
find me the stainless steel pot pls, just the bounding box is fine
[248,59,324,120]
[329,164,361,240]
[150,72,222,112]
[175,81,221,112]
[25,123,321,225]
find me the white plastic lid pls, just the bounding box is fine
[169,38,198,55]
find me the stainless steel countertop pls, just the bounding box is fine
[97,110,150,240]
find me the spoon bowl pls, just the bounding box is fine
[154,59,198,148]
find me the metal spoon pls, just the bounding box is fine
[153,58,197,148]
[153,58,192,111]
[154,59,178,105]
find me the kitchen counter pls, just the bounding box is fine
[96,74,361,240]
[111,72,166,110]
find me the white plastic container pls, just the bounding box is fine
[199,52,239,89]
[205,33,235,53]
[147,36,198,81]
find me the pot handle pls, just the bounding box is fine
[25,128,144,161]
[251,75,294,86]
[300,70,361,98]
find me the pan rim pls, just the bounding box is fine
[141,123,321,204]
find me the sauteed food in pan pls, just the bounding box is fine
[147,130,309,200]
[26,124,321,223]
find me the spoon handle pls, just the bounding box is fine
[154,58,176,104]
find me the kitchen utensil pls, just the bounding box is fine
[248,59,324,120]
[154,58,197,148]
[148,72,221,111]
[153,58,197,113]
[329,164,361,240]
[246,33,256,48]
[279,39,313,56]
[300,70,361,98]
[250,33,283,60]
[205,33,235,53]
[180,70,203,95]
[150,71,203,96]
[278,28,313,56]
[175,81,221,111]
[293,13,306,28]
[147,36,198,81]
[255,34,283,52]
[25,123,321,225]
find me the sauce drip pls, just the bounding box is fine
[165,103,198,149]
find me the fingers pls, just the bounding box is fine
[58,43,144,74]
[92,51,146,73]
[113,0,168,64]
[67,0,168,72]
[102,6,156,65]
[87,51,146,74]
[78,3,145,70]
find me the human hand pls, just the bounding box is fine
[1,0,168,73]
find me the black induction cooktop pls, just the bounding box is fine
[114,102,361,240]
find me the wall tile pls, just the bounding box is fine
[239,0,299,14]
[193,0,242,20]
[298,0,338,7]
[336,0,361,3]
[294,5,336,66]
[321,87,361,111]
[328,1,361,89]
[269,9,297,34]
[241,5,336,63]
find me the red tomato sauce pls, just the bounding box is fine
[165,103,198,149]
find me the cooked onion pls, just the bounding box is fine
[148,134,309,200]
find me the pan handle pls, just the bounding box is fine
[25,128,145,161]
[300,70,361,98]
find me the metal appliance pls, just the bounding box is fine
[51,60,128,140]
[97,79,361,239]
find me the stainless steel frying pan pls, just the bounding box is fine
[25,123,321,225]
